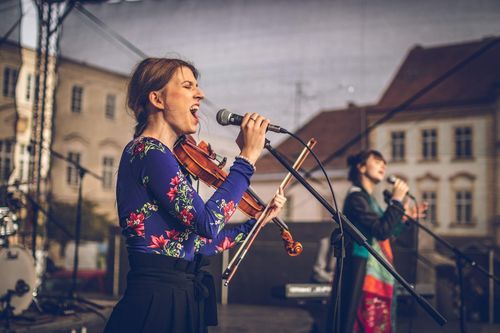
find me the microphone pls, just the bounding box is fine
[386,175,415,200]
[216,109,289,134]
[383,189,393,204]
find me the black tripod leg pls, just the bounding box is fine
[74,295,104,310]
[457,257,466,333]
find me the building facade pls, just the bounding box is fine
[49,57,134,219]
[0,41,134,221]
[369,105,497,239]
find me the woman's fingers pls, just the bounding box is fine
[261,188,287,225]
[238,112,270,164]
[272,187,286,208]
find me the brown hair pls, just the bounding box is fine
[127,58,199,138]
[347,149,386,184]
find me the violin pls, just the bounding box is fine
[173,134,303,256]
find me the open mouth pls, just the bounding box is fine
[190,105,199,120]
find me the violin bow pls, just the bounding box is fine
[222,138,317,286]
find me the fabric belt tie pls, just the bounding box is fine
[127,252,218,327]
[191,265,217,326]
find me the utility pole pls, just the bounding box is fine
[293,81,316,130]
[293,81,303,129]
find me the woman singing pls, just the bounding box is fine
[103,58,286,333]
[331,150,425,333]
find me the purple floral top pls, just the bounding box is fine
[116,136,257,261]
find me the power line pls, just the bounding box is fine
[74,2,147,59]
[0,2,20,13]
[0,9,24,47]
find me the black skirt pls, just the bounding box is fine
[103,252,217,333]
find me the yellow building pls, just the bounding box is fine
[49,57,134,219]
[1,41,134,223]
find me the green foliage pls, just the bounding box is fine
[47,199,112,244]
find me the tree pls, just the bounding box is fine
[47,199,112,245]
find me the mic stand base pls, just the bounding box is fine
[329,227,346,333]
[0,291,36,331]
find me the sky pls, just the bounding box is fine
[16,0,500,145]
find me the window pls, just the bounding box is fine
[391,131,405,162]
[71,86,83,113]
[422,129,437,160]
[102,156,115,189]
[421,191,437,224]
[454,127,472,159]
[66,152,81,186]
[25,73,32,101]
[3,67,18,98]
[105,94,116,119]
[455,190,472,224]
[0,140,13,181]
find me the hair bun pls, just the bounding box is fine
[347,154,360,167]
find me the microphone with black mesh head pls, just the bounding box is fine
[386,175,415,200]
[216,109,288,134]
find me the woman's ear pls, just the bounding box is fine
[148,90,165,110]
[358,163,366,174]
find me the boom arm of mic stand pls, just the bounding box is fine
[263,139,447,326]
[392,206,500,284]
[18,189,73,239]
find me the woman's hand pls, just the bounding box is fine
[236,113,270,165]
[391,178,410,202]
[255,187,286,225]
[402,200,429,223]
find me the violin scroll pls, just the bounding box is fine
[281,230,303,256]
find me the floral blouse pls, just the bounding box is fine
[116,136,257,261]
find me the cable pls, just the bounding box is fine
[284,130,344,333]
[74,3,147,59]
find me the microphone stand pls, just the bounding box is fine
[42,147,104,311]
[384,196,500,333]
[17,189,73,240]
[263,139,447,328]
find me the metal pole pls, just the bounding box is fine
[489,250,494,324]
[30,0,45,261]
[70,168,85,296]
[457,257,466,333]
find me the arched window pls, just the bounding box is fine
[416,173,440,225]
[99,139,120,191]
[63,134,89,187]
[449,172,475,226]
